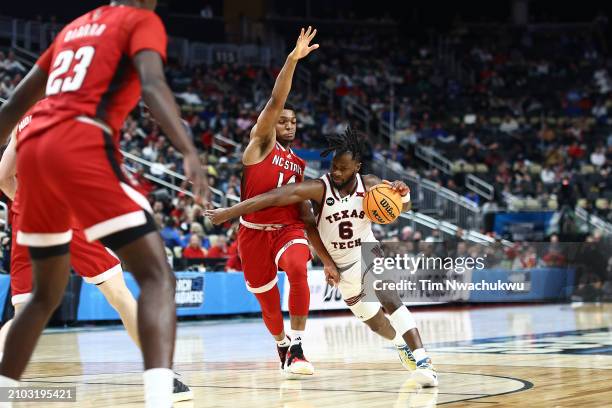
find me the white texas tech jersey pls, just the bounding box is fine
[317,174,376,268]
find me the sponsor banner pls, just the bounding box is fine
[77,271,264,320]
[493,212,554,241]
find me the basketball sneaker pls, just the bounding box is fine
[397,345,417,370]
[283,343,314,377]
[173,374,194,402]
[412,358,438,387]
[277,337,291,370]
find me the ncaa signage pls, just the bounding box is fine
[282,269,348,311]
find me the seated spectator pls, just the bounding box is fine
[207,235,229,258]
[499,116,519,134]
[182,235,208,259]
[160,218,183,249]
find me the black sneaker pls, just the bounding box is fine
[173,377,194,402]
[277,336,291,370]
[283,343,314,376]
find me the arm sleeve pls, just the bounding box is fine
[128,11,168,62]
[35,45,54,73]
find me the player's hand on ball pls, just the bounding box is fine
[382,179,410,197]
[289,26,319,60]
[324,263,340,286]
[204,208,230,225]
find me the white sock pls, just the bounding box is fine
[143,368,173,408]
[275,335,290,347]
[412,348,428,363]
[290,330,304,345]
[392,331,407,348]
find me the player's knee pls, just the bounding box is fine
[376,289,403,314]
[364,314,387,334]
[348,300,380,322]
[103,286,134,311]
[31,286,65,311]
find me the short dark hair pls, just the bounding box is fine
[283,102,296,112]
[321,125,364,161]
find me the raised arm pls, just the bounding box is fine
[362,174,411,211]
[205,179,325,225]
[242,27,319,165]
[133,50,207,200]
[0,131,18,200]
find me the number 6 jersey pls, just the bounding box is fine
[241,142,306,226]
[316,174,376,268]
[24,5,167,145]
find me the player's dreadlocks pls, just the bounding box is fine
[320,126,364,161]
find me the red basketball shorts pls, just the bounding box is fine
[237,223,309,293]
[16,117,153,248]
[10,212,121,305]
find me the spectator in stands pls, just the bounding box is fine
[1,50,27,74]
[176,85,203,106]
[160,218,183,250]
[182,235,208,259]
[590,146,607,167]
[499,115,519,134]
[207,236,229,258]
[182,222,210,249]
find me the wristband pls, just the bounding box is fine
[401,192,411,203]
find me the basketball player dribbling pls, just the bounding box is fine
[207,128,438,387]
[238,27,320,376]
[0,107,192,402]
[0,2,207,406]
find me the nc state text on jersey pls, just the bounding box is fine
[271,155,303,175]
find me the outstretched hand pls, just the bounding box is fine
[289,26,319,60]
[204,208,231,225]
[382,179,410,197]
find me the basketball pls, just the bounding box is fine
[363,184,403,224]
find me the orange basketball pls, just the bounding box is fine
[363,184,403,224]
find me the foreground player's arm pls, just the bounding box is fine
[242,27,319,164]
[205,179,325,225]
[0,131,18,200]
[133,51,207,199]
[363,174,411,211]
[300,201,340,285]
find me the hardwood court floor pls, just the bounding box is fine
[12,303,612,407]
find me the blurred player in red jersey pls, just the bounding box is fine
[0,106,192,402]
[0,2,206,406]
[239,27,320,377]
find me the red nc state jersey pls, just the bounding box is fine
[10,101,43,215]
[24,5,167,144]
[241,142,306,226]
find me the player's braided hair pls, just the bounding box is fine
[320,126,363,161]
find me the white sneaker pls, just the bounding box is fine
[396,345,417,370]
[283,343,314,379]
[412,358,438,387]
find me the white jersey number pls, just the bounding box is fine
[277,172,297,188]
[46,46,95,95]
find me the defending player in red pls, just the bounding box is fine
[239,27,319,376]
[0,2,207,406]
[0,108,192,402]
[207,128,438,387]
